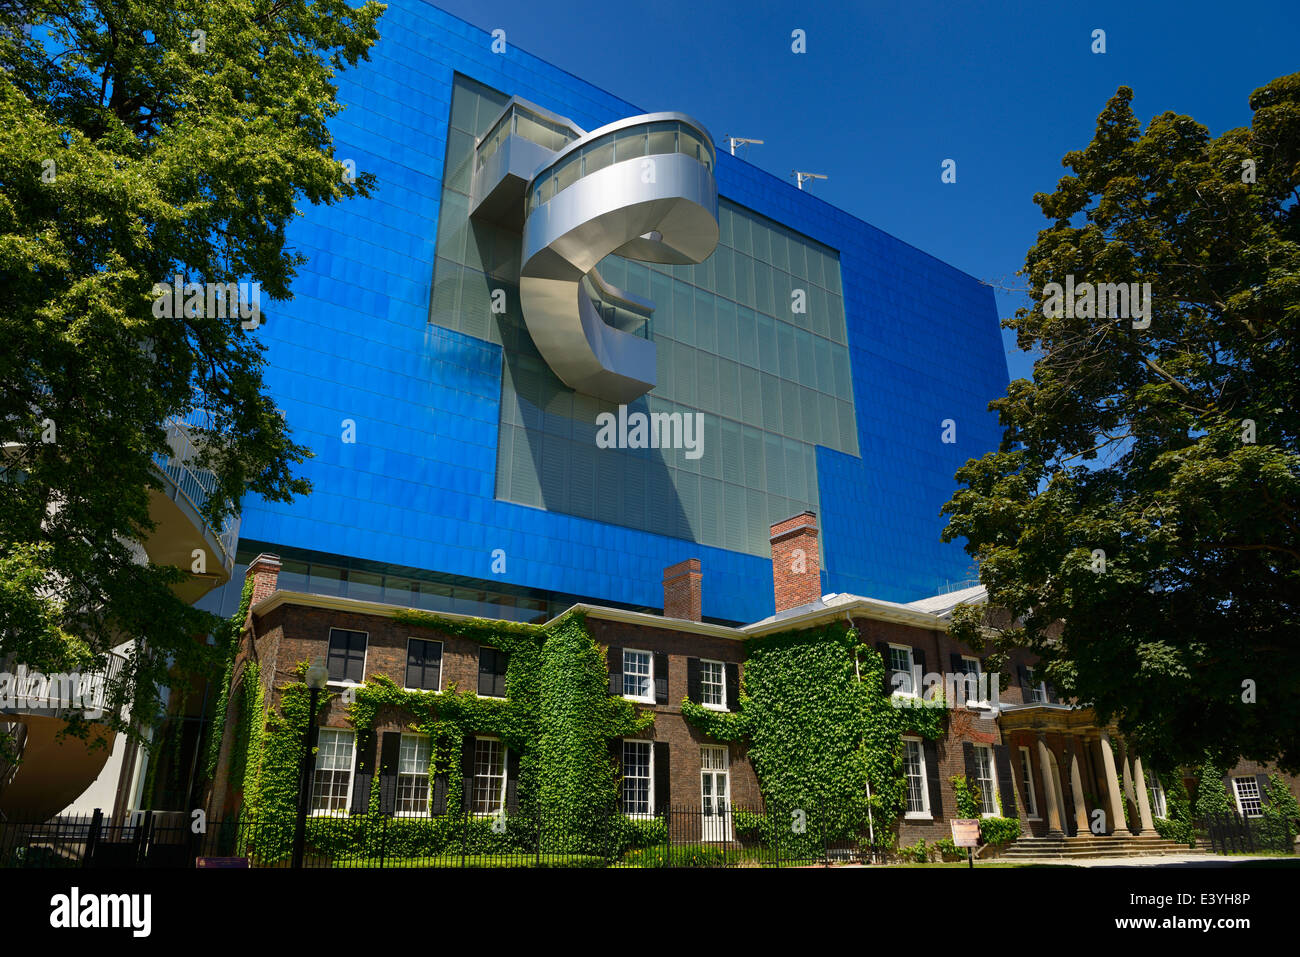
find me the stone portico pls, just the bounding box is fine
[997,704,1157,839]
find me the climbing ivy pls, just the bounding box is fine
[203,577,255,779]
[684,621,944,849]
[223,609,655,850]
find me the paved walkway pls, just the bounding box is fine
[994,853,1283,867]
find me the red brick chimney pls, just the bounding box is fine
[770,511,821,613]
[246,553,282,606]
[663,558,703,621]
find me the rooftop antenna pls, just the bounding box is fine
[792,171,828,191]
[724,135,764,157]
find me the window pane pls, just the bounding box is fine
[472,738,506,814]
[622,741,651,815]
[623,650,652,698]
[328,629,366,683]
[311,729,354,813]
[406,638,442,691]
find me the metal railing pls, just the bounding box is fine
[152,416,239,571]
[0,651,127,720]
[0,804,875,869]
[1203,811,1297,855]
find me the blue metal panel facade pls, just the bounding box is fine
[236,1,1007,623]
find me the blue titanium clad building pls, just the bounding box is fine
[207,1,1008,626]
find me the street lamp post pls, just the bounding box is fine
[291,657,330,869]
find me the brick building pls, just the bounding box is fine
[208,511,1298,854]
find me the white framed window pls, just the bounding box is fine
[1149,771,1167,820]
[622,740,653,816]
[623,649,654,703]
[1019,746,1039,819]
[326,628,368,686]
[973,744,999,817]
[700,659,726,710]
[1232,776,1263,818]
[310,728,355,814]
[700,745,731,841]
[1025,666,1047,703]
[902,737,930,818]
[887,644,915,695]
[396,733,431,816]
[471,737,508,815]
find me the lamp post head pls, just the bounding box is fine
[306,657,329,691]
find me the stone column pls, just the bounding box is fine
[1098,732,1126,836]
[1120,740,1138,833]
[1068,739,1090,835]
[1132,754,1156,836]
[1036,734,1064,837]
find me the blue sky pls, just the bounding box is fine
[429,0,1299,384]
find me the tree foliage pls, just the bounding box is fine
[0,0,385,755]
[943,74,1300,772]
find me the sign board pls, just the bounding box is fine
[950,819,981,848]
[196,857,249,869]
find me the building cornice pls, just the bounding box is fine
[251,590,952,641]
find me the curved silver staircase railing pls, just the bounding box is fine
[519,114,719,403]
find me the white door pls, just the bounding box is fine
[700,746,732,842]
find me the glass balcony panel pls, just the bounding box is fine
[582,138,615,176]
[646,122,676,157]
[615,126,648,164]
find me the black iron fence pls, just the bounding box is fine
[1202,811,1297,855]
[0,805,877,869]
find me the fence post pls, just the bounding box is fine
[773,806,781,869]
[822,804,830,867]
[135,811,152,867]
[535,808,541,868]
[83,809,103,868]
[460,806,469,868]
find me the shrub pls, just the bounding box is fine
[621,844,729,868]
[934,836,964,861]
[897,839,930,863]
[978,816,1021,846]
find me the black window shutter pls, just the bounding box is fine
[431,773,449,815]
[963,741,978,786]
[608,646,623,696]
[478,648,493,696]
[378,732,400,815]
[724,663,740,711]
[462,737,477,806]
[950,653,963,673]
[654,742,670,815]
[654,652,669,704]
[994,745,1016,817]
[506,749,520,813]
[686,658,701,702]
[1255,774,1271,806]
[1017,665,1030,694]
[876,642,891,692]
[1045,681,1058,704]
[350,729,376,815]
[494,651,509,698]
[923,739,943,817]
[913,648,927,675]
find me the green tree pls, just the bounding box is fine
[0,0,384,757]
[942,73,1300,773]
